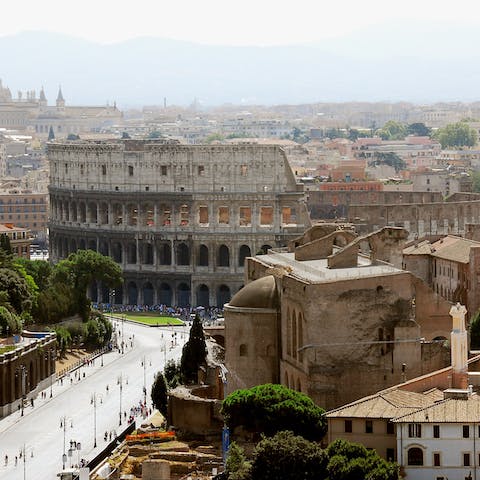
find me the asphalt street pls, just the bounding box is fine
[0,319,188,480]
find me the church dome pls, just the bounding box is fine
[228,275,279,309]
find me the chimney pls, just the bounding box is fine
[450,303,468,389]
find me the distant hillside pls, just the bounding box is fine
[1,23,479,107]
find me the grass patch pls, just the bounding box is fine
[0,345,15,354]
[123,314,184,326]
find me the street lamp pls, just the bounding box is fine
[59,415,73,470]
[117,374,127,426]
[15,365,27,416]
[90,393,103,448]
[141,356,150,405]
[44,349,56,398]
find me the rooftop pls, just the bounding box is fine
[256,249,402,284]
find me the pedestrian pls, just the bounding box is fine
[60,420,63,428]
[4,454,8,466]
[14,456,17,466]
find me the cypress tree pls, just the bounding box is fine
[180,314,207,383]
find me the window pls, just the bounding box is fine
[161,165,167,176]
[386,421,395,435]
[365,420,373,434]
[282,206,297,225]
[433,453,441,467]
[386,448,395,462]
[240,164,248,176]
[260,206,273,226]
[80,164,84,175]
[102,165,106,175]
[407,447,423,466]
[433,425,440,438]
[218,206,230,225]
[463,425,470,438]
[128,165,134,176]
[198,165,205,176]
[180,204,189,226]
[199,206,209,225]
[239,207,251,226]
[239,344,247,357]
[464,453,471,467]
[408,423,422,438]
[65,163,68,173]
[344,420,352,433]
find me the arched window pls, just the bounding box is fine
[143,243,154,265]
[177,282,191,307]
[218,245,230,267]
[196,284,210,307]
[128,282,138,305]
[143,282,154,306]
[260,244,272,254]
[158,283,172,306]
[112,242,122,263]
[158,243,171,265]
[238,245,251,267]
[176,243,190,266]
[198,244,209,266]
[239,344,248,357]
[127,243,137,264]
[407,447,423,466]
[217,285,231,307]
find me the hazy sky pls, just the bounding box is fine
[1,0,479,45]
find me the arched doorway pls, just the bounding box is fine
[196,284,210,307]
[218,245,230,267]
[158,283,172,306]
[177,283,191,307]
[143,282,154,305]
[177,243,190,265]
[198,244,209,266]
[127,282,138,305]
[238,245,251,267]
[217,284,231,307]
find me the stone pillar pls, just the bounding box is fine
[450,302,468,389]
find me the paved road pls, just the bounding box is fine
[0,319,188,480]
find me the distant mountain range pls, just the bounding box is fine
[1,23,479,108]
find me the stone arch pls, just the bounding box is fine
[127,203,138,226]
[69,238,77,254]
[238,245,251,267]
[87,239,96,251]
[176,242,190,266]
[113,203,123,225]
[218,244,230,267]
[127,281,138,305]
[196,284,210,307]
[143,282,154,306]
[217,284,231,307]
[88,202,97,223]
[296,378,301,392]
[158,243,171,265]
[99,202,109,224]
[99,240,108,256]
[78,238,86,250]
[158,283,172,306]
[198,244,209,266]
[142,243,154,265]
[79,202,87,223]
[260,244,272,254]
[127,243,137,264]
[177,282,191,307]
[112,242,122,263]
[71,201,77,221]
[141,203,155,227]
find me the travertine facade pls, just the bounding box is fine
[224,225,452,410]
[48,140,310,306]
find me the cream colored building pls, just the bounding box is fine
[48,139,309,306]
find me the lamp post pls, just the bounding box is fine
[45,349,56,398]
[59,415,73,470]
[117,373,126,426]
[15,365,27,416]
[141,356,150,405]
[91,393,103,448]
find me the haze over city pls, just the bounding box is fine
[1,0,480,106]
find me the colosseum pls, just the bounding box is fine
[48,140,310,307]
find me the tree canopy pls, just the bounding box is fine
[221,383,327,441]
[54,250,122,320]
[368,151,407,173]
[180,314,207,383]
[227,433,400,480]
[151,372,168,416]
[434,122,478,149]
[407,122,431,137]
[376,121,407,141]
